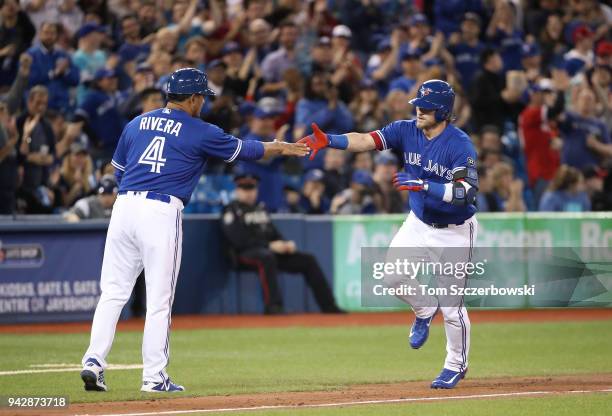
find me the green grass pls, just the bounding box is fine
[0,321,610,404]
[200,393,612,416]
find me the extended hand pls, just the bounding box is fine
[393,173,426,191]
[277,141,310,157]
[297,123,329,160]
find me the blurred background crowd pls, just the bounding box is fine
[0,0,611,218]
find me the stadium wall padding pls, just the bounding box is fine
[0,215,334,323]
[0,213,610,323]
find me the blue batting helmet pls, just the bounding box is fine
[409,79,455,122]
[165,68,215,96]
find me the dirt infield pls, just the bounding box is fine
[6,374,612,416]
[1,308,611,334]
[2,310,611,416]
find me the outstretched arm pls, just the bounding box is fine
[297,123,377,160]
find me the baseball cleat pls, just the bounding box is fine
[80,358,107,391]
[431,368,467,389]
[141,379,185,392]
[409,311,436,349]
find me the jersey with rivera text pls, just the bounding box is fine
[111,108,242,204]
[373,120,477,225]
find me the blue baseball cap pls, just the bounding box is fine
[76,23,105,39]
[410,13,429,26]
[360,78,376,89]
[565,58,586,77]
[135,62,153,73]
[304,169,324,183]
[98,175,118,195]
[207,59,227,70]
[401,49,421,61]
[254,97,282,118]
[222,41,242,55]
[376,38,391,52]
[239,101,257,116]
[351,170,374,186]
[253,107,280,118]
[521,43,541,58]
[93,68,116,81]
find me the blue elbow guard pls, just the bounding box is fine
[451,182,477,206]
[453,167,479,189]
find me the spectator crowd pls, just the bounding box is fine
[0,0,611,216]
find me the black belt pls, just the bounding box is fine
[428,220,465,229]
[118,191,171,204]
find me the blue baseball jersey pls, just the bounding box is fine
[111,108,243,204]
[373,120,477,224]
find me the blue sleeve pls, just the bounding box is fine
[200,124,243,162]
[111,128,128,175]
[27,50,50,86]
[61,53,80,86]
[335,103,354,132]
[236,140,265,160]
[260,53,277,82]
[377,120,406,151]
[599,123,610,144]
[75,93,101,121]
[538,192,559,211]
[581,193,592,211]
[295,99,310,128]
[450,139,478,185]
[450,139,478,170]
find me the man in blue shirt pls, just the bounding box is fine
[388,50,421,95]
[80,68,308,393]
[448,13,485,91]
[27,22,79,112]
[236,104,285,212]
[73,69,128,164]
[299,80,478,390]
[559,88,610,169]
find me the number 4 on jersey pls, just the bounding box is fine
[138,136,167,173]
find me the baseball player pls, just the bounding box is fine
[299,80,478,389]
[80,68,308,393]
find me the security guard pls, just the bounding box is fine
[222,173,343,314]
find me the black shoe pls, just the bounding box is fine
[264,304,284,315]
[323,306,347,314]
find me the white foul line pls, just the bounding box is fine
[75,388,612,416]
[0,364,142,376]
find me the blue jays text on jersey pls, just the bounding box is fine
[111,108,263,204]
[370,120,477,225]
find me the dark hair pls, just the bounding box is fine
[139,87,163,103]
[279,20,297,31]
[172,56,190,66]
[40,21,58,32]
[304,71,329,100]
[480,124,501,136]
[166,93,192,103]
[121,14,138,24]
[46,108,63,121]
[480,48,498,67]
[549,165,582,192]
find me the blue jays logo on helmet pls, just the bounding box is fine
[165,67,216,96]
[409,79,455,122]
[420,86,433,96]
